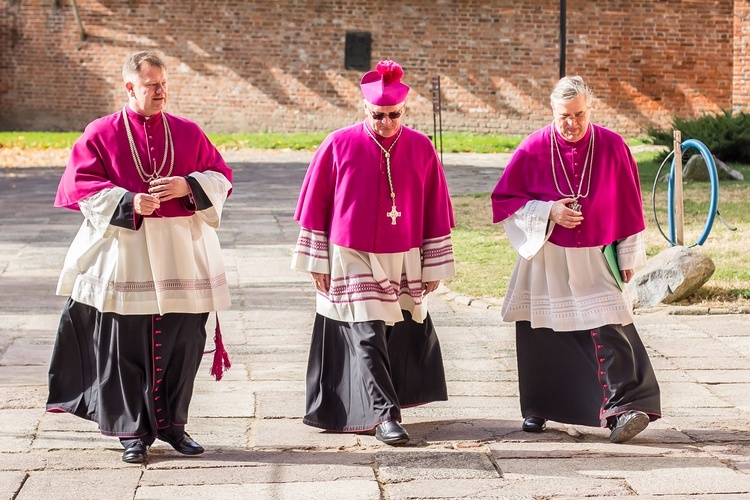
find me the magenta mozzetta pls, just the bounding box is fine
[55,107,233,217]
[491,123,644,247]
[294,122,454,253]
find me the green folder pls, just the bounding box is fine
[603,243,624,291]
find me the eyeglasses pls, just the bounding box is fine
[367,108,405,121]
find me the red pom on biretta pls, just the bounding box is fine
[376,60,404,84]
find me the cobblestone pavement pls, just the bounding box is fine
[1,152,749,499]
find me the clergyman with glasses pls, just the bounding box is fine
[47,50,233,463]
[292,60,455,445]
[490,76,661,443]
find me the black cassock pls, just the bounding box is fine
[516,320,661,427]
[47,298,208,439]
[303,310,447,432]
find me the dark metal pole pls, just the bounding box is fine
[559,0,566,78]
[431,75,443,164]
[71,0,87,42]
[437,76,443,165]
[432,78,438,153]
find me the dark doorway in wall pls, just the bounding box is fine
[345,32,371,71]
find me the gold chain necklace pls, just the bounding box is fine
[550,123,595,213]
[365,124,403,225]
[122,107,174,183]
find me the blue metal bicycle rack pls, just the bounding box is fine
[652,138,736,247]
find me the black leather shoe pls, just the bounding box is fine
[157,431,205,455]
[122,440,149,463]
[609,410,649,443]
[375,421,409,445]
[522,416,547,433]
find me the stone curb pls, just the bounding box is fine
[437,287,750,316]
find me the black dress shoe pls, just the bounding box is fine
[375,421,409,445]
[157,431,205,455]
[522,416,547,433]
[609,410,649,443]
[122,440,149,463]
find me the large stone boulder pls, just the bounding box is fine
[683,154,744,181]
[627,246,715,308]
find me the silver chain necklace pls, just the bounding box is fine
[550,123,595,213]
[122,107,174,184]
[365,124,403,225]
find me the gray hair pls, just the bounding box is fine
[122,50,167,83]
[550,76,592,108]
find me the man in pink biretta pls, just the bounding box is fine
[292,60,456,445]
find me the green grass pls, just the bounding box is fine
[0,132,81,149]
[439,132,523,153]
[0,130,657,154]
[206,133,328,150]
[447,150,750,306]
[1,130,525,153]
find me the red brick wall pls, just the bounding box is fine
[0,0,746,136]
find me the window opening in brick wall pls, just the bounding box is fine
[345,32,372,71]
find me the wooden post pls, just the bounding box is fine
[673,130,684,246]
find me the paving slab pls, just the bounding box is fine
[134,480,381,500]
[17,469,144,500]
[0,471,25,500]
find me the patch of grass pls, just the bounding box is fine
[625,135,652,147]
[447,154,750,307]
[206,132,328,150]
[439,132,523,153]
[449,194,516,297]
[0,132,80,149]
[2,130,525,153]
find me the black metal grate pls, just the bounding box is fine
[344,32,372,71]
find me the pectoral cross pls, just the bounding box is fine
[387,204,401,225]
[567,200,582,213]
